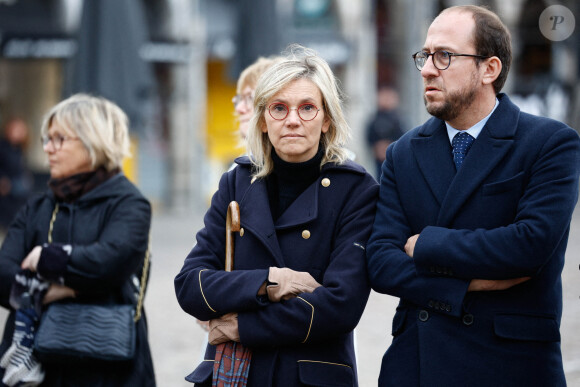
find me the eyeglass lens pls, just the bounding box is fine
[233,94,253,107]
[414,51,451,70]
[268,103,319,121]
[41,135,64,150]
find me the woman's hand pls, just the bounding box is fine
[21,246,42,271]
[43,284,76,304]
[196,319,210,332]
[208,313,239,345]
[266,267,322,302]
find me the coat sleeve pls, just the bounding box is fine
[64,191,152,293]
[174,170,270,322]
[413,126,580,279]
[0,202,31,309]
[366,144,470,318]
[237,175,378,347]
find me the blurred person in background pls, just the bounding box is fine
[0,94,156,386]
[365,85,404,180]
[367,5,579,386]
[233,56,282,142]
[0,118,34,237]
[175,45,378,386]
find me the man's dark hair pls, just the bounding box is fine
[445,5,512,93]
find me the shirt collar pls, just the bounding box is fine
[446,98,499,143]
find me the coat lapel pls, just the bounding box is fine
[275,181,318,229]
[274,161,365,228]
[238,178,285,267]
[411,118,456,206]
[436,94,519,226]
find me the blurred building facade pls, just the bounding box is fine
[0,0,577,212]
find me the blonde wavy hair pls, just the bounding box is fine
[246,45,351,179]
[41,94,131,171]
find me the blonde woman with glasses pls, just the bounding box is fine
[175,45,378,386]
[0,94,155,386]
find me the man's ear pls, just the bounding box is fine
[482,56,502,86]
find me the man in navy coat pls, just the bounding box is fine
[367,5,580,386]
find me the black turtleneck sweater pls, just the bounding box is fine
[266,147,324,221]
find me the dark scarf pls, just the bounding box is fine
[267,147,324,220]
[48,167,120,203]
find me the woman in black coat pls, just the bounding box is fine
[175,45,379,386]
[0,94,155,386]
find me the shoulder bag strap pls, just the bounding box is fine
[48,203,150,323]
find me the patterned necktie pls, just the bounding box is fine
[451,132,474,170]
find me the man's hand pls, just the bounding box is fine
[405,234,420,257]
[468,277,531,292]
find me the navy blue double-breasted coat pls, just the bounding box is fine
[175,156,378,386]
[367,94,580,386]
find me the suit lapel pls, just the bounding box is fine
[411,119,455,206]
[436,130,513,226]
[238,178,285,267]
[436,94,519,226]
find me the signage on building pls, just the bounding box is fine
[0,36,77,58]
[139,41,193,64]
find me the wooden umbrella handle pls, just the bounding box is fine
[225,201,240,272]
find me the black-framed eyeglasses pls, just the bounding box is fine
[268,102,320,121]
[412,50,489,71]
[41,134,80,150]
[232,93,254,107]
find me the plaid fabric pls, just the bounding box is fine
[212,341,251,387]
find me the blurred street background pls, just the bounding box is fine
[0,0,578,210]
[0,0,579,386]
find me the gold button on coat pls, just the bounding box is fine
[302,230,311,239]
[239,228,244,237]
[321,178,330,187]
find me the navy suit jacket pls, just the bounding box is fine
[175,156,378,386]
[367,94,580,386]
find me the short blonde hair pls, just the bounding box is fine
[247,45,351,178]
[41,94,130,171]
[237,56,282,94]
